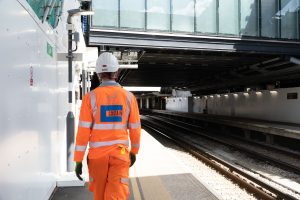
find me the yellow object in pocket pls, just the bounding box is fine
[118,145,126,155]
[120,147,126,155]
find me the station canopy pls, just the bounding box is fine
[88,0,300,95]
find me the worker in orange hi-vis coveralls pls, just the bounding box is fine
[74,52,141,200]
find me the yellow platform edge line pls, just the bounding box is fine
[130,177,142,200]
[139,176,172,200]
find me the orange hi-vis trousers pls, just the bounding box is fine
[88,144,130,200]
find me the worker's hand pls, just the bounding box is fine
[75,162,83,181]
[129,152,136,167]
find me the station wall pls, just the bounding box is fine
[0,0,80,199]
[167,87,300,124]
[205,88,300,124]
[166,97,189,112]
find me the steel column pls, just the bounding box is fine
[66,27,75,172]
[82,69,86,97]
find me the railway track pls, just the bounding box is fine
[141,115,299,200]
[147,114,300,174]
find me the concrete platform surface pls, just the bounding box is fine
[51,130,218,200]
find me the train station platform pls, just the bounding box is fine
[52,130,219,200]
[149,110,300,140]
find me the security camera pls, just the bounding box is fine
[78,0,92,10]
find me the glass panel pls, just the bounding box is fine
[27,0,46,19]
[172,0,194,32]
[219,0,239,35]
[26,0,62,28]
[120,0,145,29]
[261,0,277,38]
[27,0,45,19]
[147,0,170,31]
[48,0,62,28]
[92,0,118,28]
[240,0,258,36]
[195,0,217,34]
[280,0,299,39]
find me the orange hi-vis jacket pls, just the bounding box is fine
[74,80,141,162]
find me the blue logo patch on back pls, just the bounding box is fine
[100,105,123,122]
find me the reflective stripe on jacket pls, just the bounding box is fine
[74,80,141,162]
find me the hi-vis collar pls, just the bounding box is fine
[100,80,121,87]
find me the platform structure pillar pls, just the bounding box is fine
[146,98,150,109]
[81,63,87,97]
[151,97,156,109]
[66,22,75,172]
[139,97,143,109]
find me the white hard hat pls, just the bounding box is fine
[96,52,119,73]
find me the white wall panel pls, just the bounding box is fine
[166,97,189,112]
[0,0,75,199]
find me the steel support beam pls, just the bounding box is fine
[89,30,300,55]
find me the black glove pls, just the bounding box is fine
[130,152,136,167]
[75,162,83,181]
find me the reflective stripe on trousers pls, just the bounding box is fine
[120,177,129,184]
